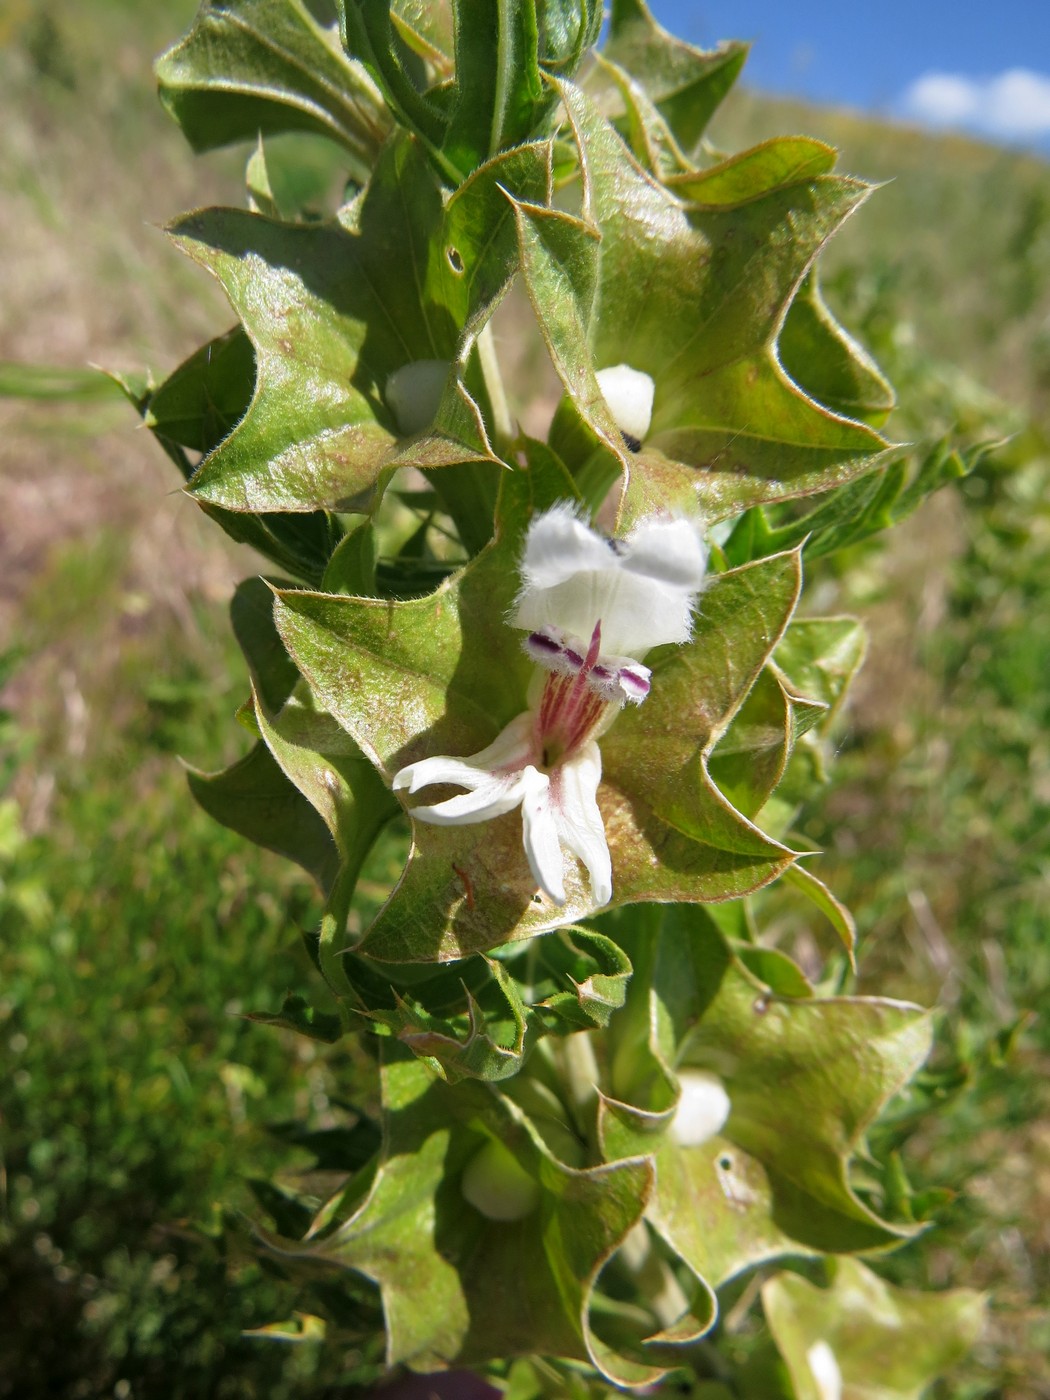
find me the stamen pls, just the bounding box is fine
[534,622,616,762]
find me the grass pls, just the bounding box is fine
[1,3,1048,1396]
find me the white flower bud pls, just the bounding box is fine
[670,1070,731,1147]
[384,358,450,436]
[806,1340,843,1400]
[595,363,655,445]
[460,1139,540,1221]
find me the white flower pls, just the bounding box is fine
[393,505,708,908]
[460,1139,540,1221]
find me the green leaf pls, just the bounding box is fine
[779,269,896,427]
[185,741,339,891]
[273,471,801,963]
[341,0,451,166]
[355,925,634,1076]
[768,617,868,815]
[267,1047,654,1380]
[322,519,378,594]
[707,666,794,819]
[389,0,454,69]
[762,1258,985,1400]
[734,944,814,998]
[441,2,547,176]
[774,617,869,717]
[598,0,747,155]
[602,911,932,1286]
[0,362,119,402]
[230,575,302,713]
[156,0,391,180]
[724,437,986,568]
[528,927,634,1031]
[344,0,600,184]
[175,134,550,516]
[130,329,342,584]
[782,863,857,965]
[515,83,893,525]
[664,137,838,206]
[247,990,344,1043]
[246,136,282,218]
[252,683,398,875]
[361,959,529,1083]
[145,326,255,460]
[587,52,693,181]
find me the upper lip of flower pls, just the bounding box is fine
[392,503,708,910]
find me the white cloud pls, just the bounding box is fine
[898,68,1050,144]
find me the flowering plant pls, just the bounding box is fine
[122,0,988,1391]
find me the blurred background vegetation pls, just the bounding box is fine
[0,1,1047,1395]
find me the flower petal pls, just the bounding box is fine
[408,771,533,825]
[514,503,617,595]
[624,516,709,591]
[392,713,538,825]
[513,508,708,657]
[552,740,612,906]
[589,656,652,704]
[393,753,496,796]
[520,768,567,905]
[392,712,534,795]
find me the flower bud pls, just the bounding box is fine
[671,1070,731,1147]
[385,359,450,436]
[460,1139,540,1222]
[595,363,655,445]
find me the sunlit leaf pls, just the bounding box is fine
[185,741,338,891]
[597,0,747,155]
[515,82,893,526]
[266,1047,653,1378]
[779,269,896,428]
[602,911,931,1284]
[174,134,551,517]
[763,1258,985,1400]
[156,0,391,180]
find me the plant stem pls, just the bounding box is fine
[556,1030,601,1157]
[478,321,514,450]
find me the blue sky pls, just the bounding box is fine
[649,0,1050,150]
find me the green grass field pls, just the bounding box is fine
[1,3,1048,1396]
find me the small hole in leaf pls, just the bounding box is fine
[447,246,464,274]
